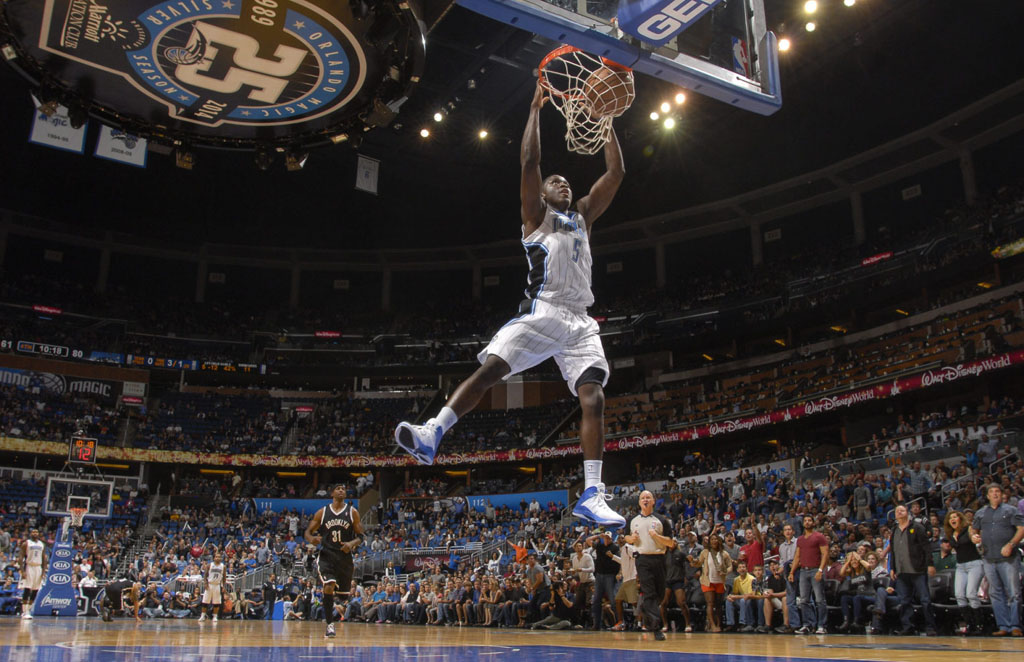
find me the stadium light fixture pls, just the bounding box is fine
[779,38,791,52]
[895,309,909,316]
[663,117,676,129]
[650,111,660,121]
[674,92,686,105]
[433,111,443,122]
[844,0,855,6]
[804,0,818,14]
[285,149,308,171]
[478,129,488,139]
[254,147,273,171]
[701,353,713,361]
[330,132,349,144]
[805,21,816,32]
[419,128,430,138]
[660,101,671,113]
[174,147,195,170]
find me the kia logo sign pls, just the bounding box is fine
[55,548,72,558]
[49,573,72,585]
[52,560,72,571]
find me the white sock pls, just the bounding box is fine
[433,406,458,435]
[584,460,602,489]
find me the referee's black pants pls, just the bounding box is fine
[636,554,667,632]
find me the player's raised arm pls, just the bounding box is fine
[304,508,324,546]
[577,125,624,229]
[521,82,548,234]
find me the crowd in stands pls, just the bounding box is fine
[1,179,1021,375]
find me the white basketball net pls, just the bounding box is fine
[69,507,87,528]
[540,46,635,155]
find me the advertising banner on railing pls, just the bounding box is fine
[4,349,1024,467]
[466,490,568,513]
[252,498,358,515]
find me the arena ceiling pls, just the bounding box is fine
[0,0,1021,252]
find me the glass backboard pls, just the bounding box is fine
[457,0,781,115]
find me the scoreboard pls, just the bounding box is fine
[69,436,98,464]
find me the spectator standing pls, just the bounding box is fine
[971,484,1024,636]
[888,505,937,636]
[789,515,829,634]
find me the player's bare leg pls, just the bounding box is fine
[572,382,625,527]
[323,583,338,637]
[395,356,510,464]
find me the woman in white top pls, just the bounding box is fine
[690,534,733,632]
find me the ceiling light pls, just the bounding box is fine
[330,132,349,144]
[478,129,488,139]
[844,0,855,5]
[663,117,676,129]
[419,128,430,138]
[649,111,659,121]
[805,21,816,32]
[174,148,195,170]
[433,112,443,122]
[254,148,273,171]
[778,38,791,52]
[674,92,686,105]
[804,0,818,14]
[660,101,670,113]
[285,149,308,171]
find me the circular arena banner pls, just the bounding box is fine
[2,1,424,145]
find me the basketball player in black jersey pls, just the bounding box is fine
[305,484,363,637]
[101,578,142,622]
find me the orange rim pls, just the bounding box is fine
[538,45,632,99]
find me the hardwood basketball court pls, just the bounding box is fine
[3,620,1022,662]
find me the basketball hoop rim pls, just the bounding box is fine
[538,45,633,99]
[69,506,87,526]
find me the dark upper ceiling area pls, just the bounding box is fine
[0,0,1021,252]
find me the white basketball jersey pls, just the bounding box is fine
[522,206,594,309]
[208,562,224,586]
[26,540,44,566]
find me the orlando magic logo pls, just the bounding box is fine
[109,129,139,149]
[162,23,207,66]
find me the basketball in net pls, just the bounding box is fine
[539,46,635,155]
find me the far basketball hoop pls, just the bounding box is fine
[539,46,635,156]
[68,507,87,529]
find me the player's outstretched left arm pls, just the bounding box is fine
[577,126,624,230]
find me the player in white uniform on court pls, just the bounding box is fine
[198,552,226,622]
[396,81,626,528]
[18,528,46,619]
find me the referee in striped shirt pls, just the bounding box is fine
[624,490,676,641]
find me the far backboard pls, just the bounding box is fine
[44,477,114,519]
[458,0,781,115]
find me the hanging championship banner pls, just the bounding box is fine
[29,97,86,154]
[95,125,147,167]
[356,154,380,194]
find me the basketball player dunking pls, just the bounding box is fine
[396,80,626,528]
[198,552,226,622]
[305,484,363,637]
[18,528,46,619]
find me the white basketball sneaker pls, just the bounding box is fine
[572,483,626,528]
[21,610,32,620]
[325,623,336,638]
[394,421,442,465]
[198,613,207,622]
